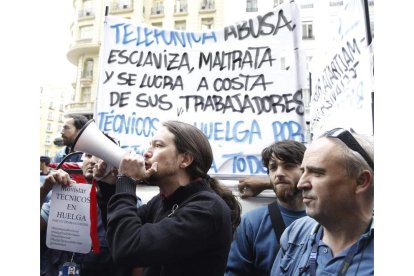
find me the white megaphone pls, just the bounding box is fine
[72,119,126,168]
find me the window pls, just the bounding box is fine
[83,0,94,15]
[49,101,54,109]
[151,0,164,15]
[300,3,314,9]
[302,22,314,40]
[305,56,313,72]
[280,57,286,70]
[246,0,258,12]
[175,0,187,13]
[79,25,93,40]
[58,114,64,122]
[201,18,214,30]
[302,88,311,108]
[201,0,214,10]
[119,0,131,9]
[46,123,52,132]
[56,124,62,132]
[59,104,64,111]
[45,135,51,145]
[370,21,374,38]
[78,0,94,17]
[83,59,94,78]
[81,87,91,102]
[152,22,163,27]
[47,111,53,121]
[175,20,186,30]
[274,0,283,7]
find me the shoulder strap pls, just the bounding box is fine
[268,201,286,243]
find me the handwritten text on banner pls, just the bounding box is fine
[96,2,305,176]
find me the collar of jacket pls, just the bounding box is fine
[161,178,211,209]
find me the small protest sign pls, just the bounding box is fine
[46,183,92,253]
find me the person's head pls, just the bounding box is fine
[262,140,306,203]
[40,156,50,170]
[297,128,374,224]
[61,114,88,147]
[82,153,98,182]
[81,132,118,183]
[144,120,213,182]
[144,120,241,233]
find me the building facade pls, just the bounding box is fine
[39,84,72,157]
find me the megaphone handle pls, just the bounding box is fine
[56,151,84,170]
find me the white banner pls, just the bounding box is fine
[310,0,374,137]
[46,183,92,253]
[95,2,305,176]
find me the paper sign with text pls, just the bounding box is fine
[95,1,305,176]
[46,183,92,253]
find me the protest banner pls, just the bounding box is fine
[95,1,305,177]
[310,0,374,137]
[46,183,92,253]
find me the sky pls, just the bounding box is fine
[38,0,76,88]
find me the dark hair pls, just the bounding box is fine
[163,121,212,178]
[40,156,51,165]
[66,114,88,130]
[162,121,241,234]
[262,140,306,172]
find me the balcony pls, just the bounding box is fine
[80,70,93,86]
[246,6,258,12]
[329,0,343,7]
[300,3,314,9]
[110,1,133,14]
[67,42,100,65]
[302,35,315,40]
[151,6,164,17]
[78,9,95,20]
[65,101,95,116]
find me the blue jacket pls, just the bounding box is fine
[225,204,306,276]
[270,216,374,275]
[52,146,83,163]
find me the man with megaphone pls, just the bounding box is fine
[104,120,241,276]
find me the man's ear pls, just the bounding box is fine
[180,153,194,169]
[355,170,372,194]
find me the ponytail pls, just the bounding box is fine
[206,176,241,235]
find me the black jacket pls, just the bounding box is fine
[107,177,232,276]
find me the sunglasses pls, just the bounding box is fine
[323,128,374,170]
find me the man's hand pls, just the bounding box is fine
[41,169,74,209]
[238,176,272,199]
[42,169,74,193]
[94,159,117,184]
[118,151,158,181]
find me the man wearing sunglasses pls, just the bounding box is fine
[270,128,374,275]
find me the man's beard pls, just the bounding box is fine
[84,172,93,182]
[275,184,301,202]
[146,167,178,185]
